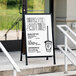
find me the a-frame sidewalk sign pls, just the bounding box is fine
[20,0,56,65]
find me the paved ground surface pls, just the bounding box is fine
[0,48,76,76]
[0,50,72,71]
[0,30,22,40]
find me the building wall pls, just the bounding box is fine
[56,0,66,17]
[67,0,76,18]
[55,0,76,49]
[55,0,67,48]
[67,0,76,49]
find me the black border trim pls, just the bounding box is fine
[24,14,55,65]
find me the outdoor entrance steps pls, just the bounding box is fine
[0,51,76,76]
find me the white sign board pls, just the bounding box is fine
[25,14,53,56]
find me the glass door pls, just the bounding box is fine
[27,0,52,13]
[27,0,45,13]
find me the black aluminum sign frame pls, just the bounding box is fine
[24,13,55,65]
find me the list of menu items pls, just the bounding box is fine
[28,33,39,39]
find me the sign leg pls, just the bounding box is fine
[25,54,28,65]
[20,50,23,61]
[46,57,49,60]
[53,54,56,64]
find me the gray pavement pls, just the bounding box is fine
[0,50,71,71]
[0,49,76,76]
[0,30,22,40]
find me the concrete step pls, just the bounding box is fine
[29,71,76,76]
[0,65,76,76]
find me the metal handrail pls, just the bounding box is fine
[0,42,20,76]
[0,17,22,40]
[57,45,76,66]
[59,45,76,58]
[57,25,76,73]
[5,17,22,35]
[58,25,76,37]
[57,25,76,45]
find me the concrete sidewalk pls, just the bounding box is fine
[0,30,22,40]
[0,50,76,76]
[0,50,70,71]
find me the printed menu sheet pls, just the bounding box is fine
[25,14,53,56]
